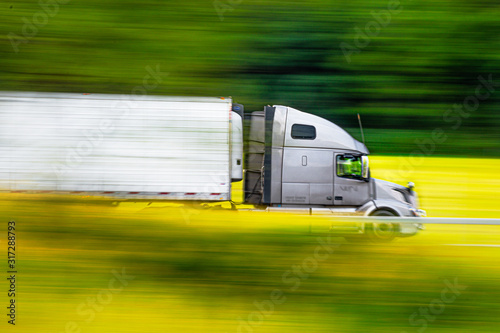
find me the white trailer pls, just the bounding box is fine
[0,92,243,201]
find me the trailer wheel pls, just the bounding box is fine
[366,210,399,242]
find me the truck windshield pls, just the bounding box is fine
[337,155,363,179]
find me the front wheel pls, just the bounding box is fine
[365,210,400,242]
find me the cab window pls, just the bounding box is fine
[291,124,316,140]
[337,155,362,179]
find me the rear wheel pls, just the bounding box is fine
[366,210,399,242]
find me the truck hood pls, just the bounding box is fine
[373,178,419,208]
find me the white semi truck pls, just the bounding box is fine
[0,92,425,239]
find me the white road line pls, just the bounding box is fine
[445,244,500,247]
[331,217,500,225]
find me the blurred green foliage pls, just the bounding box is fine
[1,0,499,156]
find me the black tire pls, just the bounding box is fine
[366,210,399,242]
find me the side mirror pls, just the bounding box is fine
[361,155,370,180]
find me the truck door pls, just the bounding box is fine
[333,153,370,206]
[282,148,334,205]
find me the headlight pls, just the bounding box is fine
[409,208,426,217]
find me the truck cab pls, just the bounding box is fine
[243,105,424,238]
